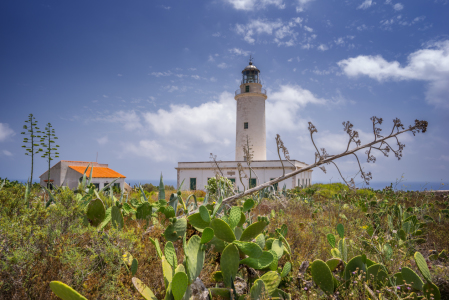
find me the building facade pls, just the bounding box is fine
[39,160,129,191]
[176,60,312,191]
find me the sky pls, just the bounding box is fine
[0,0,448,186]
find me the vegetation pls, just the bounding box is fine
[1,174,448,299]
[39,122,60,189]
[21,113,41,186]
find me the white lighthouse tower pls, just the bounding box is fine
[176,59,313,191]
[235,59,267,161]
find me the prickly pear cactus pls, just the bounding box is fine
[185,235,205,283]
[111,206,124,230]
[366,264,388,284]
[132,277,158,300]
[210,219,236,242]
[423,282,441,300]
[240,251,274,269]
[331,248,342,259]
[199,205,210,222]
[200,227,214,244]
[414,251,432,283]
[171,272,188,300]
[271,239,284,260]
[187,212,210,232]
[338,238,347,262]
[250,279,266,300]
[136,202,152,220]
[336,223,344,238]
[164,241,177,268]
[228,206,242,228]
[343,255,366,281]
[240,221,267,242]
[311,259,334,295]
[164,217,187,242]
[327,233,336,248]
[280,262,292,278]
[255,233,265,249]
[149,238,163,259]
[162,256,173,288]
[259,271,281,296]
[86,198,106,227]
[49,281,88,300]
[221,244,240,287]
[268,249,279,271]
[325,258,342,272]
[401,267,423,291]
[233,240,263,258]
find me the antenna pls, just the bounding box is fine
[249,54,253,64]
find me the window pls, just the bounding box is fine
[190,178,197,190]
[270,178,278,191]
[93,183,100,190]
[229,178,236,184]
[249,178,257,188]
[244,122,248,129]
[245,85,250,92]
[114,183,120,189]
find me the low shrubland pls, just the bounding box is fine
[0,176,448,300]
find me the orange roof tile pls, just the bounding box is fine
[69,166,126,178]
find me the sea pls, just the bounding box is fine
[8,178,447,192]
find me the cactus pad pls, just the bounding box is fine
[187,213,210,232]
[240,221,268,242]
[271,239,284,260]
[243,198,255,212]
[131,258,138,276]
[149,238,163,259]
[111,206,124,230]
[136,202,152,220]
[325,258,342,272]
[86,198,106,227]
[343,255,366,281]
[280,262,292,278]
[49,281,88,300]
[250,279,266,300]
[240,251,274,269]
[164,241,177,268]
[171,272,188,300]
[237,212,246,227]
[331,248,341,259]
[221,244,240,287]
[311,259,334,295]
[255,234,265,249]
[414,251,431,282]
[228,206,242,228]
[200,227,214,244]
[199,205,210,222]
[162,256,173,288]
[209,288,231,298]
[185,235,205,283]
[132,277,157,300]
[366,264,388,284]
[336,223,344,238]
[327,233,336,248]
[268,249,279,271]
[233,240,263,258]
[401,267,424,291]
[259,271,281,296]
[423,282,441,300]
[164,217,187,242]
[210,219,236,242]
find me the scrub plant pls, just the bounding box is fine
[21,113,41,186]
[39,122,60,188]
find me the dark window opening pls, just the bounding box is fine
[245,85,250,92]
[249,178,257,188]
[93,183,100,190]
[190,178,197,190]
[244,122,248,129]
[270,178,278,191]
[229,178,236,184]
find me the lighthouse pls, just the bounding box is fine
[234,60,267,161]
[176,59,312,191]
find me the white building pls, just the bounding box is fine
[39,160,130,191]
[176,60,312,191]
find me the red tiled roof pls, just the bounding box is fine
[69,166,126,178]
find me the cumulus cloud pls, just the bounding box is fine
[317,44,329,51]
[97,136,108,145]
[0,123,15,141]
[337,40,449,108]
[296,0,315,12]
[235,17,303,46]
[224,0,285,10]
[111,85,327,162]
[393,3,403,10]
[229,48,251,56]
[358,0,375,9]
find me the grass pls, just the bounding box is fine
[0,182,448,299]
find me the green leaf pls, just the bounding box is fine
[201,227,214,244]
[185,235,205,284]
[131,258,138,276]
[401,267,424,291]
[132,277,158,300]
[240,221,267,242]
[199,205,210,223]
[233,240,263,258]
[250,279,265,300]
[414,251,431,283]
[187,213,210,232]
[149,238,163,259]
[311,260,334,295]
[171,272,188,300]
[164,242,177,268]
[259,271,281,296]
[86,198,106,227]
[327,234,336,248]
[49,281,88,300]
[271,239,284,260]
[164,218,187,242]
[336,223,344,238]
[243,198,255,212]
[280,262,292,278]
[239,251,274,269]
[228,206,242,228]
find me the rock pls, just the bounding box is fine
[189,277,209,300]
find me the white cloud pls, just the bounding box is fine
[160,5,171,10]
[229,48,251,56]
[150,71,172,77]
[117,74,123,77]
[358,0,375,9]
[225,0,285,10]
[317,44,329,51]
[97,136,108,145]
[191,75,201,80]
[164,85,179,93]
[112,85,326,162]
[393,3,403,10]
[2,150,12,156]
[440,155,449,162]
[303,26,313,32]
[235,17,303,46]
[218,63,228,69]
[337,40,449,108]
[296,0,315,12]
[0,123,14,141]
[208,55,215,62]
[212,32,221,37]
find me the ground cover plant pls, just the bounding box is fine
[1,173,448,299]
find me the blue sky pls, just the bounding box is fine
[0,0,448,186]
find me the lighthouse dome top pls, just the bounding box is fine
[242,61,259,72]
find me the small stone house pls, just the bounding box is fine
[39,160,130,191]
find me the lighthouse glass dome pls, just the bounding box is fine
[242,62,260,84]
